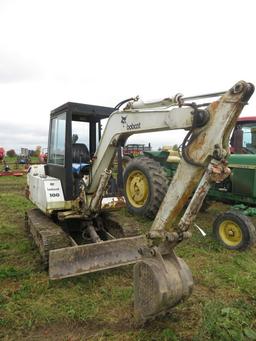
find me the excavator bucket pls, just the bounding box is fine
[49,235,147,280]
[134,251,193,321]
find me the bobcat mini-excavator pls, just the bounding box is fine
[26,81,254,321]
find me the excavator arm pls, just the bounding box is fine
[149,81,255,242]
[48,81,254,322]
[89,81,253,233]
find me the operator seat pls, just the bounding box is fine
[72,143,90,176]
[72,143,90,164]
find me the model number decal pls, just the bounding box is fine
[49,193,60,198]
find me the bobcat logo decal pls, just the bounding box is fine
[121,115,141,130]
[121,116,127,126]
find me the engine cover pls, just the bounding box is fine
[27,165,71,214]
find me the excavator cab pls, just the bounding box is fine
[45,102,114,200]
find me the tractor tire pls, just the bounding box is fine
[213,211,256,250]
[122,155,132,170]
[123,157,168,219]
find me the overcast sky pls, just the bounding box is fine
[0,0,256,153]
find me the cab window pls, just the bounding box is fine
[48,113,66,165]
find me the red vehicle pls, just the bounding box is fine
[123,143,151,158]
[230,116,256,154]
[39,148,48,164]
[0,147,5,162]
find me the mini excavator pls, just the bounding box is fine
[26,81,254,321]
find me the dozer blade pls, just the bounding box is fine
[49,235,147,280]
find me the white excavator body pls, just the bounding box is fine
[26,81,254,321]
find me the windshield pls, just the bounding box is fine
[231,122,256,154]
[241,123,256,154]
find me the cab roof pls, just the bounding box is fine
[50,102,115,121]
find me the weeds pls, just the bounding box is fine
[195,300,256,341]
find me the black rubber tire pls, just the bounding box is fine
[123,157,168,219]
[122,155,132,170]
[213,211,256,250]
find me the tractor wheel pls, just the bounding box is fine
[122,155,132,170]
[213,211,256,250]
[123,157,168,219]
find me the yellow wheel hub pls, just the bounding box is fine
[219,220,242,247]
[126,170,149,208]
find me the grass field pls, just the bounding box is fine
[0,175,256,340]
[2,156,40,167]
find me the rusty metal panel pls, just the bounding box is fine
[49,235,147,280]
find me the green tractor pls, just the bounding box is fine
[123,116,256,250]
